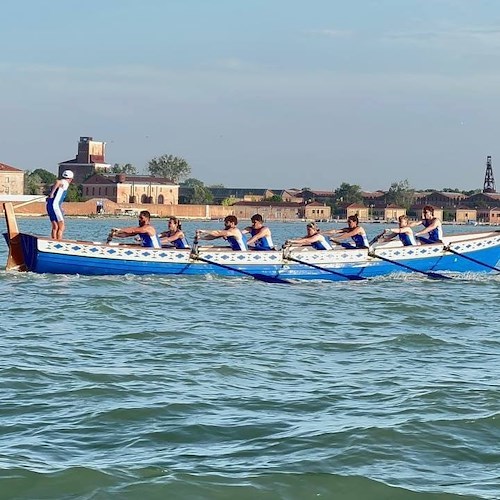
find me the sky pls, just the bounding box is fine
[2,0,500,192]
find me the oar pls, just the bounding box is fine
[444,245,500,273]
[192,254,291,284]
[368,251,452,280]
[369,230,386,246]
[12,196,47,209]
[106,228,118,244]
[285,255,366,281]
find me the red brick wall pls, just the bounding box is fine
[5,199,233,219]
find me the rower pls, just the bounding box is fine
[285,222,333,250]
[242,213,275,250]
[381,215,417,246]
[196,215,248,251]
[411,205,443,244]
[323,215,369,249]
[158,216,190,249]
[108,210,161,248]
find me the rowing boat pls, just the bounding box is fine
[4,207,500,282]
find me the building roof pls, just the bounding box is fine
[58,158,110,167]
[468,192,500,200]
[306,201,329,206]
[232,200,304,207]
[0,162,24,172]
[209,187,272,197]
[82,174,116,185]
[415,190,467,199]
[362,191,386,198]
[438,192,467,199]
[302,189,334,197]
[82,174,177,186]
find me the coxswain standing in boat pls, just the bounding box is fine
[286,222,333,250]
[411,205,443,244]
[109,210,161,248]
[46,169,74,240]
[323,214,369,249]
[382,214,417,246]
[158,216,190,249]
[196,215,248,251]
[242,213,275,250]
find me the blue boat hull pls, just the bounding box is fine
[11,231,500,281]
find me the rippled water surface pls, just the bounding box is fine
[1,217,499,499]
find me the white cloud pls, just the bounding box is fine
[305,28,353,38]
[385,24,500,49]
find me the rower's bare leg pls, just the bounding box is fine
[56,221,65,240]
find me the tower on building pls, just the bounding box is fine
[58,136,111,184]
[483,155,496,193]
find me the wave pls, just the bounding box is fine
[0,468,485,500]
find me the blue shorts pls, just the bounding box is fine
[46,200,64,222]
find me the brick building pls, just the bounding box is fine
[82,174,179,204]
[58,136,111,184]
[0,162,24,195]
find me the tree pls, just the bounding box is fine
[334,182,363,204]
[147,154,191,183]
[30,168,57,184]
[66,183,82,202]
[111,163,137,174]
[385,179,415,209]
[265,195,283,202]
[25,169,56,195]
[463,189,481,196]
[180,178,214,203]
[25,173,44,195]
[182,177,205,188]
[191,185,214,204]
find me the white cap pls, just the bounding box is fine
[62,170,74,179]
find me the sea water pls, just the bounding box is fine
[0,217,499,500]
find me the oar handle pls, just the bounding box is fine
[191,235,200,256]
[106,228,118,244]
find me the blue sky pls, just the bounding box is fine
[2,0,500,191]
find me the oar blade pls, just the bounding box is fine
[368,251,450,281]
[428,271,453,280]
[253,273,291,284]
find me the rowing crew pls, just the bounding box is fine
[107,206,443,250]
